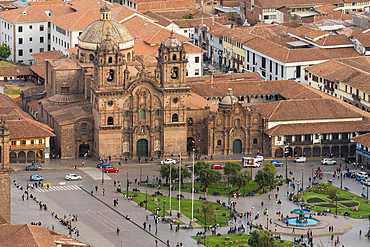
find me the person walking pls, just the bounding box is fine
[117,227,120,236]
[155,239,158,246]
[95,185,98,192]
[149,224,151,231]
[143,222,146,230]
[91,190,93,196]
[22,194,24,201]
[292,227,295,233]
[102,188,105,196]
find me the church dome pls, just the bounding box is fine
[163,31,182,49]
[78,5,134,50]
[220,88,238,105]
[99,33,117,53]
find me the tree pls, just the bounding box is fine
[248,230,277,247]
[194,161,209,176]
[229,170,252,190]
[254,169,274,187]
[178,165,191,183]
[327,187,338,202]
[159,163,177,184]
[201,201,215,225]
[263,162,277,177]
[224,162,242,176]
[0,42,11,60]
[199,168,222,189]
[181,14,193,19]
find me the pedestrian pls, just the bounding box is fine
[360,230,362,236]
[95,185,98,192]
[77,230,79,237]
[331,234,334,241]
[149,224,151,231]
[117,227,120,236]
[332,226,334,232]
[22,194,24,201]
[74,165,76,169]
[114,180,116,186]
[275,226,277,231]
[292,227,295,233]
[65,162,67,167]
[119,161,121,166]
[102,188,105,196]
[167,239,170,246]
[261,201,264,207]
[155,239,158,246]
[143,222,146,230]
[146,215,149,221]
[170,223,173,230]
[91,190,93,196]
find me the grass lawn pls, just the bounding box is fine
[3,81,41,98]
[141,179,285,198]
[299,184,370,219]
[0,61,18,67]
[192,233,300,247]
[130,192,237,227]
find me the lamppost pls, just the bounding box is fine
[192,148,195,222]
[228,180,232,219]
[367,183,369,200]
[163,199,166,218]
[214,210,217,224]
[340,171,343,189]
[285,144,289,185]
[155,202,158,235]
[204,204,207,247]
[145,187,148,210]
[335,193,338,216]
[302,169,304,191]
[126,169,129,197]
[267,217,269,230]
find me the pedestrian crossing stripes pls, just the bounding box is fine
[34,185,82,193]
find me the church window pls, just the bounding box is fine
[253,138,258,144]
[140,109,146,120]
[173,54,177,60]
[107,116,114,125]
[217,140,222,145]
[155,110,159,116]
[172,114,179,122]
[124,111,129,117]
[171,67,179,79]
[106,69,114,82]
[187,118,193,126]
[108,100,113,107]
[108,57,112,63]
[81,123,87,132]
[89,54,94,62]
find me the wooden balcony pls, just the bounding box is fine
[11,144,46,151]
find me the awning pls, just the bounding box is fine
[286,41,310,47]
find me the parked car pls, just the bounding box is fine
[65,174,82,181]
[97,162,113,168]
[185,163,193,169]
[104,166,119,173]
[30,174,44,181]
[271,160,284,167]
[345,156,356,163]
[211,164,224,169]
[294,157,306,163]
[254,155,264,162]
[161,159,177,165]
[25,164,42,171]
[356,175,366,181]
[321,158,336,165]
[345,171,356,178]
[356,171,368,179]
[361,179,370,186]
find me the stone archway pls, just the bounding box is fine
[286,147,293,157]
[349,144,356,156]
[322,145,330,156]
[9,152,17,163]
[294,147,302,157]
[232,139,242,154]
[332,145,339,157]
[340,145,348,157]
[137,139,148,157]
[27,151,35,163]
[187,137,195,152]
[79,142,90,157]
[275,147,283,158]
[303,146,311,157]
[18,151,26,163]
[313,146,321,157]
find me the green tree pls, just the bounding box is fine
[224,162,242,176]
[248,230,277,247]
[327,187,338,202]
[0,42,11,60]
[201,201,215,225]
[229,170,252,191]
[178,165,191,183]
[263,162,277,177]
[194,161,209,176]
[181,14,194,19]
[159,163,177,184]
[199,168,221,189]
[254,169,274,187]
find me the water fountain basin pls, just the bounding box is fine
[286,217,319,226]
[292,209,310,214]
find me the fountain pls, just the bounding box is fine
[286,193,319,226]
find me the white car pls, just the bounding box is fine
[65,174,82,181]
[294,157,307,163]
[254,162,261,168]
[254,155,264,162]
[160,159,177,165]
[361,179,370,186]
[321,158,336,165]
[357,171,368,179]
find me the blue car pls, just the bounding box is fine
[271,160,284,167]
[30,174,44,181]
[97,162,113,168]
[345,171,356,178]
[356,175,366,181]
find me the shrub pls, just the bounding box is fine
[216,245,219,247]
[222,213,226,216]
[133,193,138,197]
[143,200,147,203]
[217,233,222,236]
[216,207,220,210]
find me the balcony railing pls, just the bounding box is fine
[352,94,360,101]
[11,144,46,151]
[324,85,334,92]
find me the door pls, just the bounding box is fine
[233,139,242,154]
[137,139,148,157]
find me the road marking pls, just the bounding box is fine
[82,168,112,181]
[33,185,82,193]
[86,209,126,232]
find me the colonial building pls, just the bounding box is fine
[0,117,11,223]
[352,133,370,169]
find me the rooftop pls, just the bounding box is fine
[351,133,370,146]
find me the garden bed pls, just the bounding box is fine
[314,203,337,208]
[340,202,360,207]
[327,197,352,201]
[307,197,326,203]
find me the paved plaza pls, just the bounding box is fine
[10,155,370,246]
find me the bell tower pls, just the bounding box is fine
[0,117,11,223]
[157,33,190,158]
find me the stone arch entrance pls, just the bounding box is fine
[137,139,148,157]
[286,147,293,157]
[18,151,26,163]
[349,144,356,156]
[294,147,302,157]
[187,137,195,152]
[322,145,330,156]
[313,146,321,157]
[232,139,242,154]
[9,152,17,163]
[303,146,311,157]
[79,142,90,157]
[340,145,348,157]
[275,147,283,157]
[332,145,339,157]
[27,151,35,163]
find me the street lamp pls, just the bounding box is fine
[145,187,148,210]
[214,210,217,224]
[267,217,269,230]
[285,144,289,185]
[126,169,129,197]
[340,171,343,189]
[302,169,304,191]
[163,199,166,218]
[192,148,195,222]
[335,193,338,216]
[367,183,369,200]
[204,204,207,247]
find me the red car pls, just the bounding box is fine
[211,164,223,169]
[104,166,119,173]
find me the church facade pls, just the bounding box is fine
[38,5,263,160]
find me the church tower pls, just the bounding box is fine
[0,117,11,223]
[157,32,191,158]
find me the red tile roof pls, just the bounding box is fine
[31,50,65,63]
[188,92,218,112]
[0,66,33,77]
[27,100,38,112]
[351,133,370,146]
[134,39,205,56]
[315,3,338,14]
[257,0,365,9]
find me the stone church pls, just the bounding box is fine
[38,5,263,160]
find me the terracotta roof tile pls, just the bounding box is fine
[355,33,370,47]
[143,11,172,27]
[351,133,370,146]
[257,0,364,9]
[30,62,46,79]
[0,66,33,77]
[315,3,338,14]
[27,100,38,112]
[190,19,231,38]
[188,92,218,112]
[31,50,66,63]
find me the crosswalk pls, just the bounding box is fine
[34,185,82,193]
